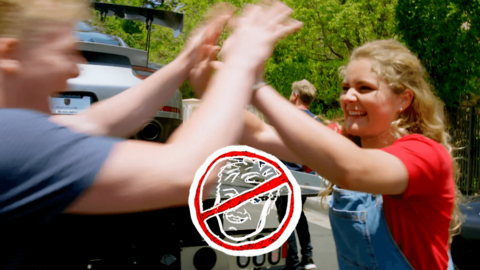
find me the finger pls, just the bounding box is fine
[208,46,221,60]
[196,44,211,63]
[267,3,294,26]
[203,14,232,45]
[241,4,263,22]
[188,22,210,42]
[210,61,225,71]
[196,46,218,72]
[203,7,235,39]
[274,20,303,39]
[194,45,219,70]
[189,9,232,48]
[227,17,238,30]
[217,38,231,60]
[197,44,219,62]
[202,2,236,23]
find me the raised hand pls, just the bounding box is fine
[220,1,303,71]
[190,1,302,98]
[189,44,220,98]
[179,4,234,71]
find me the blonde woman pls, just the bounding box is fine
[231,40,461,269]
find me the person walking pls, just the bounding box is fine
[276,79,319,270]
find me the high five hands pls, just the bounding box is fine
[188,1,303,98]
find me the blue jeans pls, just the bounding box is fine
[276,196,313,267]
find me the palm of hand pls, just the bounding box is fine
[220,2,302,65]
[188,2,303,98]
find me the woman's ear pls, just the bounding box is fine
[0,38,21,74]
[399,88,414,112]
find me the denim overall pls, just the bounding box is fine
[328,186,454,270]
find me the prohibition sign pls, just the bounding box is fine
[188,145,302,257]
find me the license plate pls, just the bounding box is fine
[49,94,92,115]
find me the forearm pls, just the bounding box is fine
[167,60,256,174]
[252,86,363,186]
[240,110,303,164]
[81,54,191,138]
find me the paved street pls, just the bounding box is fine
[302,209,338,270]
[264,199,339,270]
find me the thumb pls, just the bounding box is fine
[209,61,225,71]
[207,45,221,62]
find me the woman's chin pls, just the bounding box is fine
[345,125,366,137]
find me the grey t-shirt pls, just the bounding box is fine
[0,109,121,269]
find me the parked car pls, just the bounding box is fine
[451,195,480,269]
[50,3,184,143]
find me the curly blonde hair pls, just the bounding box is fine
[0,0,89,39]
[320,39,463,244]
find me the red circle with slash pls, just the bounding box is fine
[188,145,302,256]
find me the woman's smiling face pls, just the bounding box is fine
[340,58,405,142]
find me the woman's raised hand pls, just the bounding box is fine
[220,1,303,70]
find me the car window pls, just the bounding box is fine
[81,51,131,68]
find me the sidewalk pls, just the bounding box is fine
[304,195,331,214]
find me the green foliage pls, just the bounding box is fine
[90,0,398,118]
[283,0,398,61]
[265,0,398,117]
[396,0,480,108]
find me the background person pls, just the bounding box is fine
[0,0,302,269]
[276,79,318,270]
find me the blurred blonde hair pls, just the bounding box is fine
[320,39,462,244]
[292,79,316,105]
[0,0,89,39]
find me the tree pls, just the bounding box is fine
[396,0,480,108]
[89,0,398,118]
[264,0,398,117]
[283,0,398,62]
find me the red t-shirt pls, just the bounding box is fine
[327,122,342,134]
[381,134,455,270]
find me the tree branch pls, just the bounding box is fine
[314,8,344,59]
[343,38,355,52]
[305,53,336,62]
[355,27,362,45]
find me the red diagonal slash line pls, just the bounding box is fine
[200,174,289,221]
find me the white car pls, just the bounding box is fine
[50,3,184,143]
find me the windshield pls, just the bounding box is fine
[75,22,129,48]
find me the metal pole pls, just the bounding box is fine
[467,107,474,195]
[146,20,153,66]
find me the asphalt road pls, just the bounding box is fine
[302,209,339,270]
[263,207,339,270]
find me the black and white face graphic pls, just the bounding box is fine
[212,158,281,241]
[189,145,303,257]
